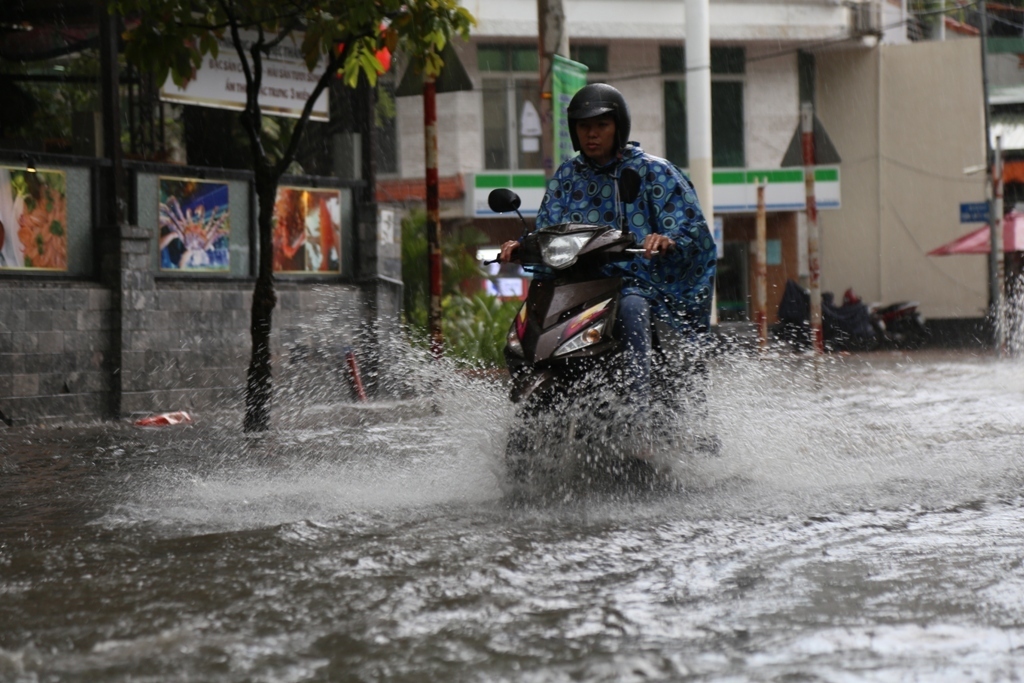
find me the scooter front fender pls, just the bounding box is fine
[510,369,558,404]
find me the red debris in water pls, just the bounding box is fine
[134,411,192,427]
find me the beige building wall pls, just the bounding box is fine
[817,39,988,319]
[395,46,481,181]
[745,50,799,169]
[816,47,883,301]
[397,36,805,180]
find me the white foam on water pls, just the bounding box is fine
[746,623,1024,682]
[665,350,1024,517]
[111,360,514,533]
[101,340,1024,537]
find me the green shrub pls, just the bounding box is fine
[442,292,522,368]
[401,209,521,368]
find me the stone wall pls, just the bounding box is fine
[0,151,406,427]
[0,282,114,425]
[0,277,374,426]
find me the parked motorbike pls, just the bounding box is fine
[486,171,710,496]
[775,279,877,350]
[868,301,928,349]
[844,287,929,349]
[775,280,928,350]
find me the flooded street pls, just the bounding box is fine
[2,349,1024,682]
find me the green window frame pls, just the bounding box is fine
[482,78,544,171]
[375,81,398,175]
[664,80,745,169]
[659,45,746,75]
[662,44,746,169]
[569,45,608,73]
[477,44,538,73]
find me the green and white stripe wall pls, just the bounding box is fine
[471,167,840,217]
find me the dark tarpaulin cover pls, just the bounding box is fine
[777,279,875,343]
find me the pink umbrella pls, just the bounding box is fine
[928,212,1024,255]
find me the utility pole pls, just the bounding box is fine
[979,0,1001,346]
[685,0,716,324]
[801,101,824,354]
[423,76,443,361]
[537,0,569,178]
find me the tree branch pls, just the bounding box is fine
[263,15,306,51]
[219,0,270,167]
[273,42,351,177]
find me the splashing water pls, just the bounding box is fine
[1003,272,1024,357]
[2,327,1024,681]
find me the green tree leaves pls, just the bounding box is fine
[113,0,474,92]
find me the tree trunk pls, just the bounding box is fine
[244,173,279,432]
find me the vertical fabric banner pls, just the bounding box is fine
[551,55,589,166]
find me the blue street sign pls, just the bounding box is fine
[960,202,990,223]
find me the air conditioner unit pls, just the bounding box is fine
[852,0,883,37]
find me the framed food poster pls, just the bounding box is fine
[158,177,231,271]
[0,166,68,271]
[272,186,341,273]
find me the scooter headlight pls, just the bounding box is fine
[552,298,613,357]
[541,233,593,269]
[554,320,607,357]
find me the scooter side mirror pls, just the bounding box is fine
[618,168,641,205]
[488,188,522,214]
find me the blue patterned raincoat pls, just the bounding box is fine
[536,143,717,334]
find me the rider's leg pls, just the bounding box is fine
[617,293,652,415]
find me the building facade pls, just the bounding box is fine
[379,0,989,331]
[0,2,399,425]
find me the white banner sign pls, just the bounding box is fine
[160,32,329,121]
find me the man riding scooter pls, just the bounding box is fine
[499,83,717,439]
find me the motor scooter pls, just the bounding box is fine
[487,171,708,495]
[870,301,929,349]
[843,288,929,349]
[776,281,929,351]
[775,279,877,351]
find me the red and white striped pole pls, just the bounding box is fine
[424,76,443,361]
[345,348,367,401]
[755,178,768,350]
[801,102,824,354]
[994,134,1006,355]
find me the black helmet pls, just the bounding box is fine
[567,83,631,153]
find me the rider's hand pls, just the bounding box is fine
[642,234,675,259]
[499,240,521,263]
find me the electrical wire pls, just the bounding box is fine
[885,194,989,298]
[882,154,993,182]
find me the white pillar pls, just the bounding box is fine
[685,0,716,324]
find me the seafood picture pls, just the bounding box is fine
[158,177,230,271]
[272,186,341,273]
[0,166,68,271]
